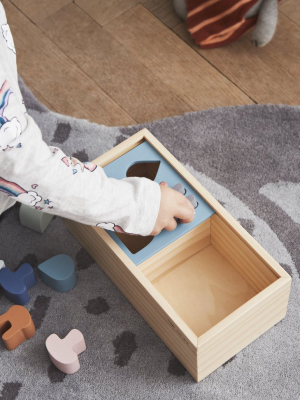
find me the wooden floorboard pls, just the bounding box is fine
[25,85,57,112]
[105,5,252,110]
[3,0,134,126]
[38,3,192,124]
[280,0,300,26]
[10,0,72,24]
[142,0,182,29]
[3,0,297,127]
[75,0,140,26]
[173,12,300,105]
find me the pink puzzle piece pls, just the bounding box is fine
[45,329,86,374]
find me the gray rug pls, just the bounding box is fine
[0,76,299,400]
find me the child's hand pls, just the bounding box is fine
[150,181,195,236]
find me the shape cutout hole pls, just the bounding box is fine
[115,161,160,254]
[114,232,154,254]
[126,161,160,181]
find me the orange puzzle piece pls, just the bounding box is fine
[0,305,36,350]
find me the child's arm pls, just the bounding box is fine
[0,95,195,236]
[0,2,160,236]
[0,104,163,236]
[0,2,194,236]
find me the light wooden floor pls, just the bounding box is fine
[4,0,300,126]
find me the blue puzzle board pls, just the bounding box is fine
[103,141,215,266]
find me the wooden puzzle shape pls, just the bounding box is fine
[0,305,36,350]
[186,194,198,208]
[0,262,37,305]
[19,203,54,233]
[38,254,76,292]
[102,141,215,265]
[172,183,186,195]
[46,329,86,374]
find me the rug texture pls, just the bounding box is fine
[0,76,299,400]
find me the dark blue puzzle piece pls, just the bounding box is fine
[0,263,37,305]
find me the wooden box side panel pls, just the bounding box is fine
[140,218,211,282]
[196,277,291,382]
[211,214,279,293]
[65,219,199,380]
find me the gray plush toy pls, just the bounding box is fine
[173,0,279,48]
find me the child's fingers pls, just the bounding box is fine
[164,217,177,231]
[174,198,195,223]
[179,213,195,224]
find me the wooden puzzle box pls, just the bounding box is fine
[65,129,292,382]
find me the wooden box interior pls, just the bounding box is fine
[116,214,280,338]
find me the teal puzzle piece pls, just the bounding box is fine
[38,255,76,292]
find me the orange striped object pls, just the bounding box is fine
[186,0,274,48]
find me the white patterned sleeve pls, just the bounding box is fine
[0,2,161,236]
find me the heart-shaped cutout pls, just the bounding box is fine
[126,161,160,181]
